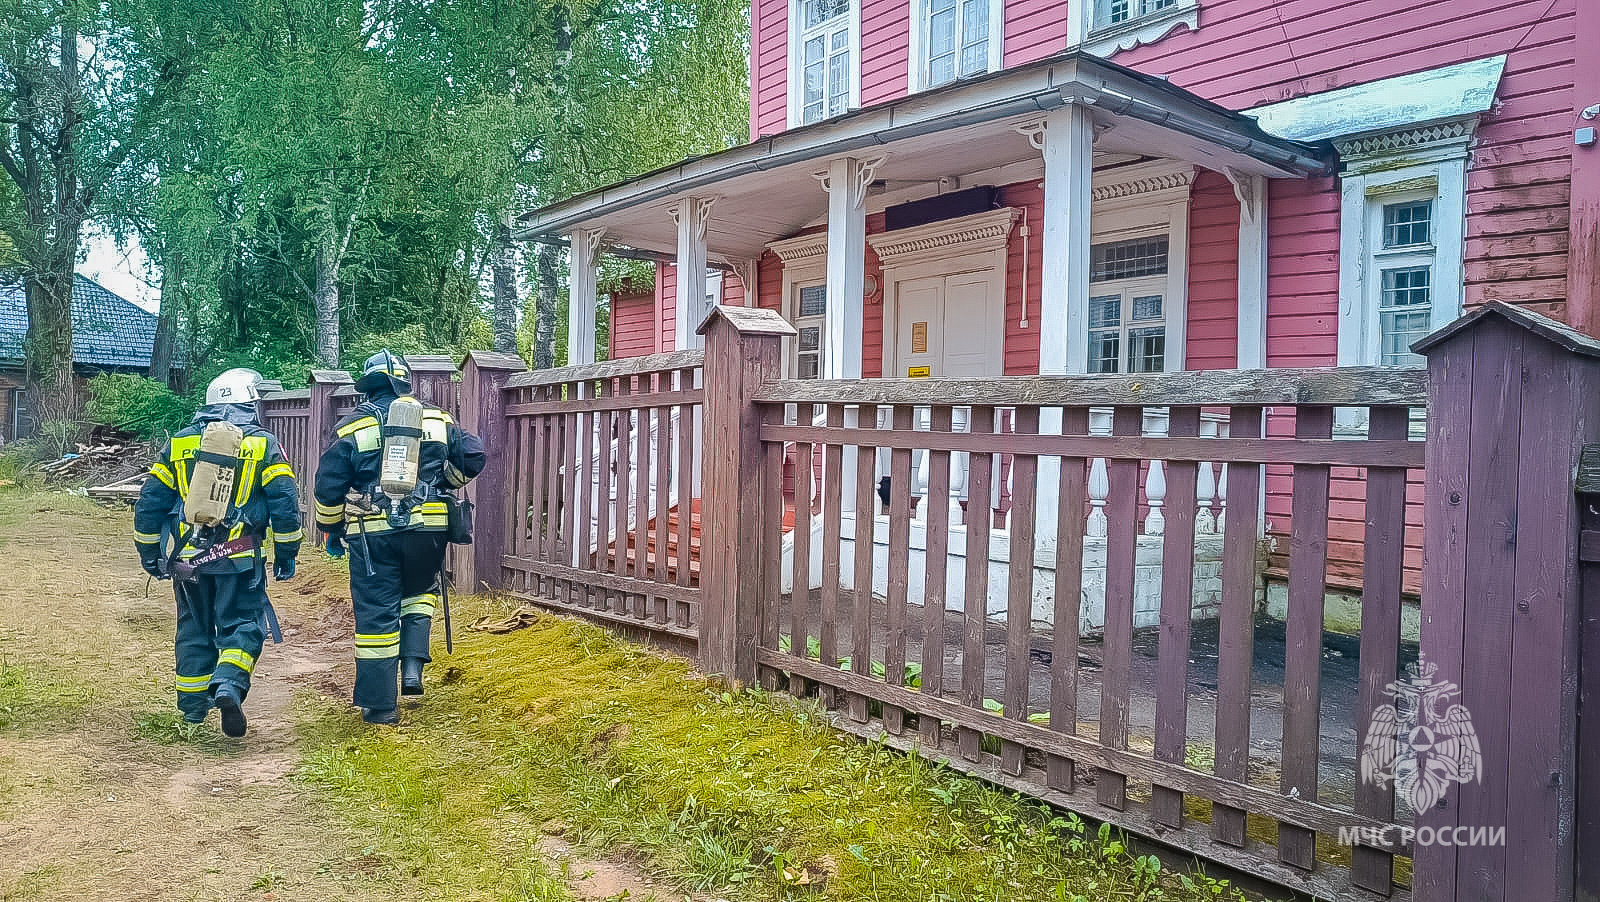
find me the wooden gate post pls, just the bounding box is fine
[1413,302,1600,902]
[697,305,795,686]
[305,369,353,521]
[457,351,528,593]
[406,355,460,415]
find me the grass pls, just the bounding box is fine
[0,659,91,733]
[296,604,1259,902]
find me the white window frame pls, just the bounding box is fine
[1084,161,1194,373]
[907,0,1004,93]
[767,231,831,379]
[1336,131,1469,371]
[1067,0,1198,57]
[786,0,861,129]
[1087,259,1171,375]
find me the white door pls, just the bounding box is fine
[892,269,1001,378]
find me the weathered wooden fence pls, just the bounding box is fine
[259,301,1600,902]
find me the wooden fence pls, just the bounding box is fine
[261,302,1600,902]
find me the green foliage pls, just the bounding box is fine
[84,374,192,438]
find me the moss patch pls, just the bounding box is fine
[297,604,1260,902]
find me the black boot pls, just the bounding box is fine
[362,707,399,726]
[400,658,425,696]
[214,684,247,738]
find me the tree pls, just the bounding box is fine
[0,0,182,423]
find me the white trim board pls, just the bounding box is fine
[907,0,1006,94]
[1246,55,1507,143]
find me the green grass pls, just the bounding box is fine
[296,609,1258,902]
[0,660,91,733]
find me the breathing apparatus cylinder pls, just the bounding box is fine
[183,421,245,527]
[379,397,425,503]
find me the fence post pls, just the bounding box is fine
[1413,302,1600,902]
[697,305,795,686]
[457,350,527,593]
[305,370,353,522]
[406,355,460,415]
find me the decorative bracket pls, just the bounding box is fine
[570,226,607,270]
[730,258,759,303]
[667,196,717,242]
[814,155,887,210]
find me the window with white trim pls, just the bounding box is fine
[1087,235,1170,374]
[910,0,1002,91]
[791,0,856,126]
[1336,123,1469,372]
[1370,196,1435,366]
[794,282,826,379]
[1097,0,1179,29]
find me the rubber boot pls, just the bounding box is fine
[362,707,399,726]
[214,684,247,738]
[400,658,424,696]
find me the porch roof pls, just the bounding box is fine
[514,51,1331,262]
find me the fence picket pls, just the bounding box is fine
[1002,405,1039,776]
[1048,407,1090,792]
[1153,406,1201,828]
[920,405,954,749]
[884,404,914,735]
[1215,405,1264,847]
[849,405,879,724]
[820,404,846,710]
[959,405,995,761]
[1098,405,1143,811]
[791,424,815,696]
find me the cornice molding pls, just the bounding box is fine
[867,207,1020,269]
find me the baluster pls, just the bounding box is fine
[1087,408,1112,538]
[1195,417,1218,535]
[1143,408,1169,535]
[1216,462,1229,532]
[950,406,970,525]
[912,406,931,525]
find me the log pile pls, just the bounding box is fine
[37,441,154,492]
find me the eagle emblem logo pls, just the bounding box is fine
[1359,656,1481,813]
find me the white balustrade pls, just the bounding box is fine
[1086,408,1112,538]
[1142,408,1169,535]
[1196,417,1219,535]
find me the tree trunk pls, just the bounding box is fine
[491,222,520,353]
[23,266,77,429]
[313,226,341,368]
[533,242,559,370]
[149,252,179,386]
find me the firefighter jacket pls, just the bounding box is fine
[312,394,486,536]
[133,407,305,573]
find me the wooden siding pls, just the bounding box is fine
[610,290,659,359]
[860,0,910,107]
[999,181,1044,375]
[1185,169,1241,371]
[1003,0,1068,68]
[753,0,789,137]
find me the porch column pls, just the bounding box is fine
[566,227,605,365]
[1027,102,1095,551]
[817,156,884,514]
[1232,172,1269,368]
[671,197,716,350]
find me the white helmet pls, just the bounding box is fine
[205,368,265,405]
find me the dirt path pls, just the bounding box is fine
[0,495,691,902]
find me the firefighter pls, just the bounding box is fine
[133,368,303,738]
[313,351,484,725]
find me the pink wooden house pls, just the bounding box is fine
[520,0,1597,622]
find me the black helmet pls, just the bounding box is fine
[355,349,411,397]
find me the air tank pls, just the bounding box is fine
[380,397,425,499]
[183,421,244,527]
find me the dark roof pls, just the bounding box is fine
[0,274,162,370]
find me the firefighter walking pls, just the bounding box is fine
[314,351,485,725]
[133,368,303,738]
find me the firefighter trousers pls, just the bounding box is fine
[348,529,447,712]
[174,569,267,721]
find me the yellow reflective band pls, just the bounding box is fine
[134,530,161,544]
[274,528,304,544]
[149,462,176,489]
[355,646,399,660]
[400,594,438,618]
[262,462,294,485]
[175,673,212,692]
[337,416,379,438]
[216,648,257,674]
[355,631,401,644]
[422,413,449,443]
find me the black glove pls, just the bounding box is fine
[139,553,167,580]
[273,556,297,581]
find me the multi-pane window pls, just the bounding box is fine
[925,0,992,87]
[1087,236,1168,374]
[1373,197,1435,366]
[1099,0,1179,28]
[799,0,852,125]
[795,283,827,379]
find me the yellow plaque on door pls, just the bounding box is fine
[911,321,928,354]
[907,366,931,378]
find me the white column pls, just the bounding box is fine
[566,227,606,365]
[1023,102,1095,551]
[1230,170,1269,369]
[816,156,882,514]
[670,197,715,350]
